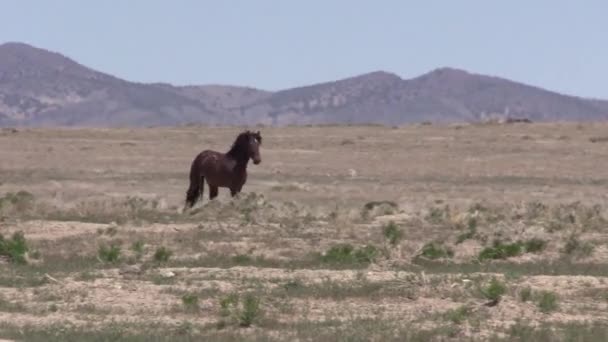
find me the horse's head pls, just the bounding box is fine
[248,130,262,165]
[228,130,263,164]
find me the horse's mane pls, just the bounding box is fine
[227,130,261,159]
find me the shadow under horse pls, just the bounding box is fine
[184,130,262,209]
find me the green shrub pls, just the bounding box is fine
[478,240,523,261]
[444,305,471,324]
[181,293,199,311]
[537,291,559,313]
[382,221,403,246]
[562,235,594,258]
[0,231,28,264]
[232,254,253,265]
[519,286,532,302]
[482,277,506,303]
[98,244,121,263]
[524,238,547,253]
[321,244,378,265]
[153,246,172,263]
[239,294,261,327]
[218,293,262,328]
[0,191,34,212]
[131,241,145,259]
[425,205,450,224]
[420,242,453,260]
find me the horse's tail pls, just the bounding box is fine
[185,154,204,209]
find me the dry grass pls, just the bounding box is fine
[2,123,608,340]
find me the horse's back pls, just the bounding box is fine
[197,150,224,165]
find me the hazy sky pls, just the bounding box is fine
[1,1,607,98]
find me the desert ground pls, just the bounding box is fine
[2,122,608,341]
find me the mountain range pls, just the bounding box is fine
[1,42,607,127]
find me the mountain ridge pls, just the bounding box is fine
[1,42,607,127]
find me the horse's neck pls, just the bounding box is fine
[227,154,249,171]
[235,159,249,171]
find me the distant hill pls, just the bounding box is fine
[1,42,607,127]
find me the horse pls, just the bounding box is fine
[184,130,262,209]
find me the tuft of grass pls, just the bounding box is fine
[456,217,478,244]
[524,238,547,253]
[239,294,261,327]
[98,244,121,263]
[232,254,253,265]
[104,226,118,236]
[361,201,397,219]
[0,231,29,264]
[382,221,403,246]
[0,294,27,313]
[219,293,239,317]
[218,292,262,328]
[444,305,471,324]
[283,279,303,291]
[363,201,397,211]
[0,191,35,213]
[589,136,608,143]
[519,286,533,302]
[478,240,523,261]
[482,277,507,304]
[537,291,559,313]
[425,205,451,224]
[562,234,594,258]
[181,293,199,312]
[320,244,378,265]
[419,242,453,260]
[131,240,145,259]
[154,246,172,263]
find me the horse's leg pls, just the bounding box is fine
[231,173,246,198]
[209,185,219,200]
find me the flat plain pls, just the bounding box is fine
[2,122,608,341]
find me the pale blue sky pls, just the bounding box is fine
[1,1,607,98]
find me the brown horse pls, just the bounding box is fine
[184,130,262,209]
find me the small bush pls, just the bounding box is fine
[0,231,28,264]
[519,286,532,302]
[0,191,34,213]
[456,218,477,244]
[321,244,378,265]
[353,245,379,263]
[239,294,261,327]
[419,242,453,260]
[219,293,239,317]
[362,201,397,219]
[363,201,397,211]
[537,291,559,313]
[104,226,118,236]
[589,136,608,143]
[154,246,172,263]
[181,294,199,312]
[382,221,403,246]
[283,280,302,291]
[482,277,506,304]
[562,235,594,258]
[131,241,145,258]
[232,254,253,265]
[456,229,476,244]
[98,244,121,263]
[425,206,450,224]
[444,305,471,324]
[524,238,546,253]
[478,240,523,261]
[218,293,262,328]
